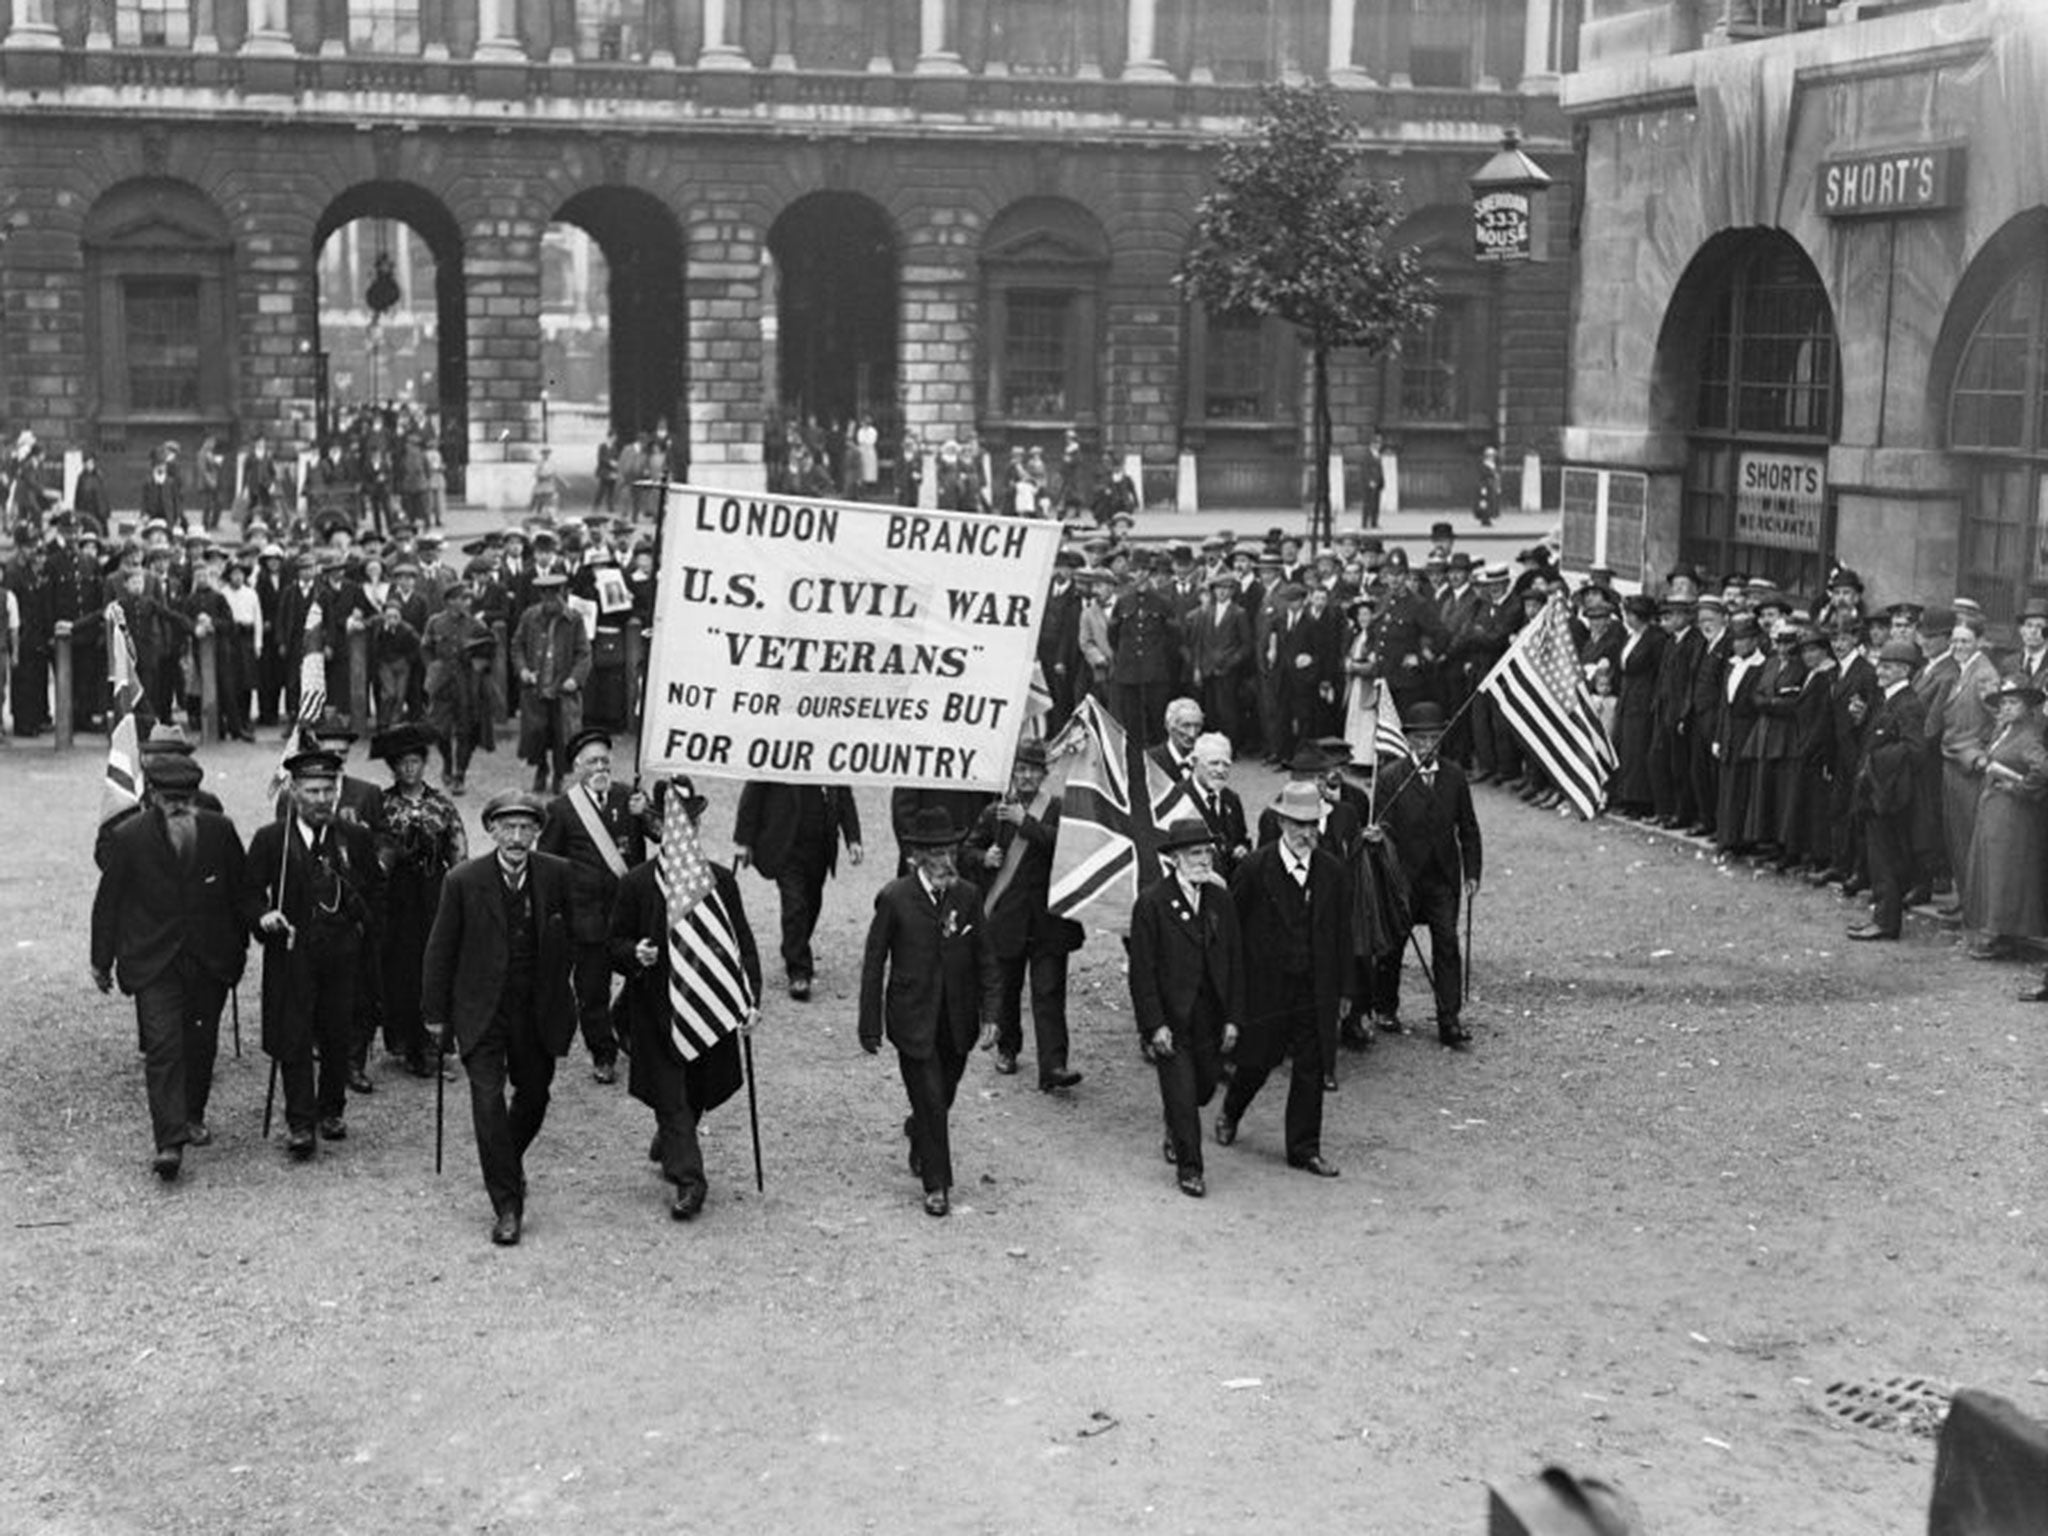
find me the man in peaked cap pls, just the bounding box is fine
[90,753,251,1180]
[423,788,579,1246]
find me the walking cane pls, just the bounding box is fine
[434,1030,446,1175]
[742,1027,765,1194]
[230,985,241,1059]
[262,1056,278,1139]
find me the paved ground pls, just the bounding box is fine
[3,737,2042,1534]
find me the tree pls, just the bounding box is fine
[1175,84,1437,547]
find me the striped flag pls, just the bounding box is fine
[1478,593,1617,819]
[1046,696,1188,921]
[1348,677,1409,763]
[658,788,753,1063]
[1021,660,1053,739]
[99,602,145,826]
[266,650,330,800]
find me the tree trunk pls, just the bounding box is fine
[1311,341,1332,552]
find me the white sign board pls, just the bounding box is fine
[1734,451,1826,552]
[639,487,1063,790]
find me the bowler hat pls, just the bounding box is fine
[899,807,963,848]
[2018,597,2048,624]
[1269,781,1325,823]
[1285,745,1333,776]
[1992,676,2045,706]
[1877,639,1923,666]
[1407,703,1449,734]
[1158,817,1220,853]
[480,789,548,827]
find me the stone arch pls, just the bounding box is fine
[554,186,688,443]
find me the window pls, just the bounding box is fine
[575,0,642,58]
[997,0,1076,74]
[115,0,190,46]
[790,0,868,69]
[1951,268,2038,452]
[1947,239,2048,620]
[349,0,421,52]
[1203,311,1267,421]
[126,280,202,414]
[1003,293,1071,419]
[1408,0,1473,86]
[1398,303,1465,421]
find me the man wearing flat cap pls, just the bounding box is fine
[244,748,385,1157]
[423,789,578,1246]
[608,777,760,1222]
[90,754,250,1180]
[858,808,1001,1218]
[512,568,591,793]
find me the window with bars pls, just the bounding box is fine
[1693,246,1837,438]
[1398,302,1464,422]
[1949,250,2048,618]
[1950,267,2039,452]
[115,0,190,47]
[349,0,421,52]
[996,0,1076,75]
[1203,311,1268,421]
[1002,292,1071,419]
[126,279,202,414]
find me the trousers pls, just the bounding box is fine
[463,997,557,1215]
[280,930,359,1131]
[133,958,228,1151]
[1221,971,1325,1164]
[897,1031,969,1193]
[991,950,1070,1083]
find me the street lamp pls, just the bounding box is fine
[1470,128,1553,510]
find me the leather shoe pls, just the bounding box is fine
[1213,1111,1238,1147]
[787,976,811,1001]
[317,1116,347,1140]
[923,1189,950,1218]
[1161,1136,1177,1165]
[286,1128,315,1160]
[1807,867,1846,888]
[670,1184,706,1222]
[1290,1154,1341,1178]
[184,1121,213,1148]
[1322,1072,1339,1091]
[1439,1022,1473,1049]
[151,1147,182,1181]
[1845,923,1897,941]
[490,1208,522,1246]
[1376,1015,1405,1035]
[347,1067,374,1094]
[2017,985,2048,1002]
[1039,1068,1082,1091]
[592,1058,618,1085]
[992,1050,1019,1075]
[1177,1171,1206,1198]
[1839,878,1867,898]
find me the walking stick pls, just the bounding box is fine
[742,1030,764,1194]
[1407,926,1438,997]
[434,1031,446,1175]
[1463,888,1474,1000]
[230,985,241,1059]
[262,1055,278,1139]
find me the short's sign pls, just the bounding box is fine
[640,488,1062,790]
[1734,452,1827,552]
[1819,145,1966,218]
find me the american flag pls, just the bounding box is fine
[266,650,330,799]
[1046,696,1188,921]
[1478,593,1617,820]
[1351,677,1410,762]
[658,788,753,1062]
[99,601,145,826]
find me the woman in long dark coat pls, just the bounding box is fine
[1611,595,1666,815]
[1714,614,1766,854]
[1742,620,1806,851]
[609,777,760,1221]
[1961,679,2048,960]
[370,722,466,1075]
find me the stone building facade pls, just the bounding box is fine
[1564,0,2048,619]
[0,0,1572,512]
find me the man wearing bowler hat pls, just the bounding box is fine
[857,807,1000,1218]
[1217,779,1351,1177]
[1847,640,1928,941]
[1129,816,1244,1198]
[1368,702,1481,1047]
[422,789,578,1246]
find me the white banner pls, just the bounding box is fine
[638,486,1063,790]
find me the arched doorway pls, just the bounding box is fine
[766,192,898,496]
[1935,210,2048,624]
[553,187,687,449]
[314,184,467,495]
[1656,229,1841,593]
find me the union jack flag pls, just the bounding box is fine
[99,602,145,827]
[659,788,753,1062]
[1478,593,1617,820]
[1046,696,1189,921]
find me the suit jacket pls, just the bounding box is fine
[961,797,1085,959]
[243,816,384,1057]
[1126,872,1244,1042]
[608,858,757,1116]
[538,780,657,939]
[1375,757,1482,888]
[735,782,861,879]
[858,875,1000,1060]
[420,851,578,1054]
[1183,782,1250,880]
[91,807,249,994]
[1857,683,1927,817]
[1830,654,1879,774]
[1654,625,1706,730]
[1231,841,1352,1070]
[275,579,320,662]
[1186,598,1252,682]
[1037,581,1084,686]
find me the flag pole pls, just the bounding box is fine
[434,1033,446,1175]
[742,1031,764,1194]
[230,985,240,1058]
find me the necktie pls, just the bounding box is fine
[167,814,196,868]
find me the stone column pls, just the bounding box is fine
[475,0,523,59]
[1325,0,1371,86]
[916,0,961,72]
[698,0,745,66]
[1522,0,1557,92]
[464,217,547,509]
[1123,0,1168,80]
[684,207,766,492]
[8,0,61,46]
[898,218,980,471]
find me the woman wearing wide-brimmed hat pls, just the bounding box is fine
[369,721,466,1076]
[1961,676,2048,961]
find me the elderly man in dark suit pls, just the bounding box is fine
[1848,641,1930,942]
[1184,731,1251,880]
[858,808,1001,1218]
[1129,817,1244,1198]
[961,739,1085,1090]
[1369,702,1482,1048]
[734,780,863,999]
[1219,780,1351,1178]
[245,748,383,1158]
[90,755,250,1180]
[609,777,761,1222]
[538,725,657,1084]
[422,790,578,1246]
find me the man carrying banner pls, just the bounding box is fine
[89,754,250,1180]
[858,808,1001,1218]
[422,790,578,1246]
[1218,780,1351,1178]
[539,726,658,1084]
[734,781,864,1001]
[1367,703,1482,1048]
[1128,817,1243,1198]
[610,776,760,1222]
[962,739,1085,1090]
